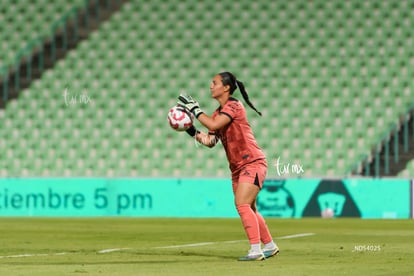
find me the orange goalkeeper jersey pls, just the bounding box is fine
[210,97,266,172]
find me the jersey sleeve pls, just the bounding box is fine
[219,100,239,121]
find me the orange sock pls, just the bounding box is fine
[236,204,260,244]
[255,211,273,244]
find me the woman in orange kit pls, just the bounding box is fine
[178,72,279,261]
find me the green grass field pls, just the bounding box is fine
[0,218,413,275]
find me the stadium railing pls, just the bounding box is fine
[0,0,116,105]
[351,103,414,177]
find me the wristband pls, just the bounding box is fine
[193,108,204,118]
[185,125,200,137]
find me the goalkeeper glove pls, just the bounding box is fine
[177,94,204,118]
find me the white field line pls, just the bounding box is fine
[153,233,315,249]
[277,232,315,239]
[97,248,131,254]
[0,248,133,259]
[0,233,316,259]
[0,252,69,259]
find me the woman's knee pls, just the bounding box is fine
[234,184,259,206]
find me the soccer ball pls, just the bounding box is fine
[167,105,193,131]
[321,208,334,218]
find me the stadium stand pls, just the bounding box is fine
[0,0,85,70]
[0,0,413,177]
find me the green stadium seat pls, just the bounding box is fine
[1,0,413,177]
[0,1,86,70]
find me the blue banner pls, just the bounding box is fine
[0,178,236,217]
[258,178,411,219]
[0,178,411,218]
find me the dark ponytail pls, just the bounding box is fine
[235,80,262,116]
[219,72,262,116]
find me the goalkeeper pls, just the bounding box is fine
[178,72,279,261]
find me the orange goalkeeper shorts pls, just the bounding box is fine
[231,159,267,194]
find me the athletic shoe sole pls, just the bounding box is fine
[238,253,265,261]
[263,248,280,259]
